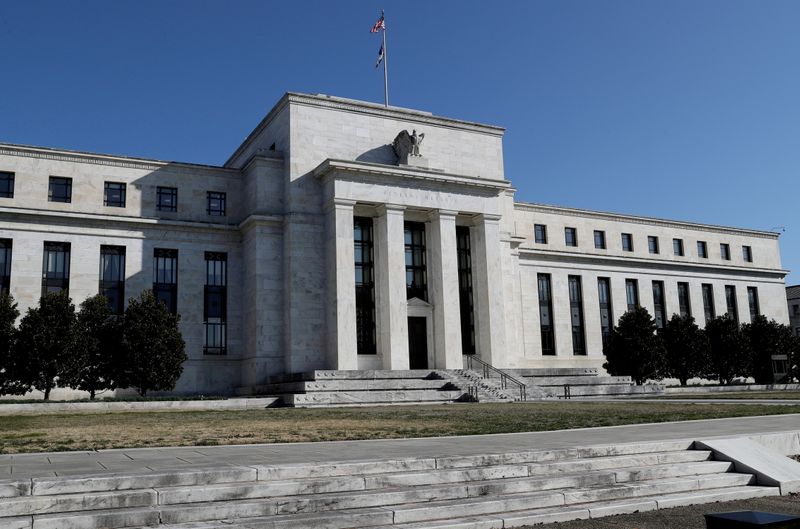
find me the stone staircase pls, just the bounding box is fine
[511,368,665,398]
[0,440,780,529]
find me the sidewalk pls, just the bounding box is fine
[2,413,798,480]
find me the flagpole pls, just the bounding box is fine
[382,22,389,107]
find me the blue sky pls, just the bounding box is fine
[2,1,799,285]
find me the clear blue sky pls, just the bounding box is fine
[2,1,799,285]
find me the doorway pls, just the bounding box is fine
[408,317,428,369]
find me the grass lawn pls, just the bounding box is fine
[1,401,799,454]
[660,391,800,399]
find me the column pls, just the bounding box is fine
[428,210,463,369]
[374,204,409,370]
[471,214,507,366]
[325,199,357,370]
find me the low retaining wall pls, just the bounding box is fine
[0,396,280,415]
[667,384,800,394]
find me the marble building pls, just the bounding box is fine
[0,93,790,394]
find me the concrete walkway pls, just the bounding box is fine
[2,414,799,480]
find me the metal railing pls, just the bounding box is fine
[463,355,527,401]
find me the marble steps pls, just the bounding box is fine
[264,379,456,393]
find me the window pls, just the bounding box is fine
[538,274,555,355]
[793,304,800,317]
[204,252,227,355]
[648,236,660,254]
[720,243,731,261]
[652,281,666,329]
[594,230,606,249]
[702,283,715,322]
[48,177,72,203]
[156,186,178,212]
[742,246,753,263]
[597,278,613,347]
[457,226,475,355]
[625,279,639,311]
[207,191,226,216]
[42,242,70,295]
[0,239,11,295]
[747,287,760,322]
[534,224,547,244]
[565,227,577,247]
[568,276,586,355]
[677,282,691,317]
[153,248,178,314]
[621,233,634,252]
[354,217,376,355]
[104,182,126,207]
[404,222,427,301]
[725,285,738,324]
[99,246,125,315]
[697,241,708,258]
[673,238,684,256]
[0,172,14,198]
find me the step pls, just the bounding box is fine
[266,379,455,393]
[284,390,464,406]
[529,376,633,386]
[268,371,444,383]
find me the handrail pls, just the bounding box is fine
[463,355,527,401]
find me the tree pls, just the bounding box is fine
[120,290,186,396]
[603,306,665,385]
[705,315,749,385]
[742,315,797,384]
[14,292,76,400]
[0,293,23,395]
[61,294,123,399]
[661,314,709,386]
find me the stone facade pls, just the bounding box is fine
[788,286,800,337]
[0,93,790,395]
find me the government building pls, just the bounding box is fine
[0,93,790,395]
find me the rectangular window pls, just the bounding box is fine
[99,246,126,315]
[648,236,660,254]
[742,246,753,262]
[534,224,547,244]
[747,286,760,322]
[625,279,639,311]
[0,171,14,198]
[677,282,691,317]
[622,233,634,252]
[48,177,72,203]
[697,241,708,258]
[652,281,666,329]
[156,186,178,212]
[568,275,586,355]
[42,242,70,296]
[720,243,731,261]
[793,304,800,317]
[538,274,555,355]
[702,283,716,322]
[594,230,606,249]
[725,285,739,324]
[103,182,126,207]
[457,226,475,356]
[565,227,577,247]
[404,222,427,301]
[0,239,11,295]
[207,191,226,216]
[153,248,178,314]
[673,238,684,256]
[204,252,227,355]
[354,217,376,355]
[597,278,613,347]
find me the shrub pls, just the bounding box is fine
[661,314,709,386]
[705,315,749,385]
[0,293,22,395]
[742,315,797,384]
[603,306,665,385]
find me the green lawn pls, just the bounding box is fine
[1,401,799,454]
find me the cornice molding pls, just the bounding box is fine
[238,214,284,233]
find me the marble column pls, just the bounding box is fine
[325,199,357,370]
[472,214,507,366]
[428,210,463,369]
[374,204,409,370]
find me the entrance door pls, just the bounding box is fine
[408,317,428,369]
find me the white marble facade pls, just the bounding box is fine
[0,93,790,394]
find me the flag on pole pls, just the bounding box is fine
[370,12,385,33]
[375,43,384,68]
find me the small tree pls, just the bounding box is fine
[661,314,709,386]
[120,290,186,396]
[14,292,76,400]
[0,293,23,395]
[742,315,797,384]
[604,306,665,385]
[705,315,749,385]
[62,294,123,399]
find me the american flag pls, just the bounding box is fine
[370,13,385,33]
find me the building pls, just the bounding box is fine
[788,285,800,337]
[0,93,790,395]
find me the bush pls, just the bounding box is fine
[742,315,797,383]
[0,293,22,395]
[705,315,749,385]
[603,306,665,385]
[661,314,709,386]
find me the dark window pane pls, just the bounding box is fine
[673,238,684,256]
[42,242,70,296]
[104,182,126,207]
[48,177,72,203]
[565,227,577,247]
[404,222,427,301]
[354,217,376,355]
[534,224,547,244]
[622,233,633,252]
[207,192,226,216]
[652,281,666,329]
[157,187,178,212]
[594,230,606,249]
[648,236,659,254]
[0,172,14,198]
[153,248,178,314]
[100,245,125,315]
[457,226,475,355]
[538,274,555,355]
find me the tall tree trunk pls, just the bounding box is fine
[43,386,51,401]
